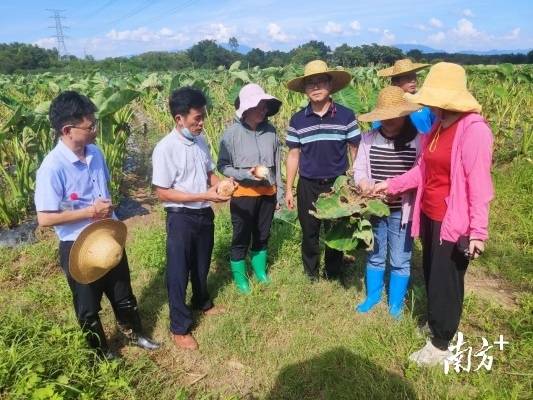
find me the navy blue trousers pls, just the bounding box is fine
[165,207,215,335]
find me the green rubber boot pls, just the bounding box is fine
[250,249,271,284]
[230,260,251,294]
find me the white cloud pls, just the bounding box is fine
[105,27,188,46]
[323,21,343,35]
[428,31,446,44]
[267,23,289,43]
[504,27,520,40]
[462,9,474,17]
[368,27,380,33]
[350,20,361,31]
[381,29,395,45]
[107,27,157,42]
[429,18,443,28]
[34,37,56,49]
[452,18,481,39]
[158,27,173,37]
[203,23,234,43]
[414,24,428,31]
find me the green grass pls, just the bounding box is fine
[482,158,533,287]
[0,160,532,399]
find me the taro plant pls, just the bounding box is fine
[310,175,390,252]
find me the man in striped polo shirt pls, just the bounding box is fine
[285,60,361,281]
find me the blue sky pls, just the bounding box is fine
[1,0,531,59]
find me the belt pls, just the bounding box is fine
[165,207,212,215]
[300,176,337,185]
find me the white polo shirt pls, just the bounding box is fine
[152,129,215,209]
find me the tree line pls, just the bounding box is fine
[1,40,532,74]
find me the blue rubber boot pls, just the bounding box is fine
[388,273,410,319]
[356,267,385,313]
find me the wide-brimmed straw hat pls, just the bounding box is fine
[69,219,127,284]
[404,62,482,113]
[235,83,281,119]
[357,86,422,122]
[286,60,352,94]
[377,58,429,78]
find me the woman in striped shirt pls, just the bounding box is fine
[353,86,425,319]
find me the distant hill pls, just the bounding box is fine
[457,48,532,55]
[395,43,531,56]
[220,43,252,54]
[394,44,443,54]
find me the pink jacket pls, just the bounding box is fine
[387,113,494,242]
[353,129,422,225]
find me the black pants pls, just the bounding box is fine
[230,194,276,261]
[166,207,214,335]
[59,241,138,348]
[420,213,469,350]
[296,176,344,279]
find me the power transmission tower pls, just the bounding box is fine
[47,9,69,59]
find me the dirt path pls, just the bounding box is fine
[465,266,520,310]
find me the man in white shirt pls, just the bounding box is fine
[152,87,232,350]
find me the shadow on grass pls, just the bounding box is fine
[265,347,417,400]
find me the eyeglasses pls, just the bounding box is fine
[304,77,331,89]
[67,120,99,134]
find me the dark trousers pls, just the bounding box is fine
[420,213,469,350]
[230,194,276,261]
[296,176,344,279]
[166,207,215,335]
[59,241,138,349]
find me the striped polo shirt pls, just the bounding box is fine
[286,101,360,179]
[369,133,417,211]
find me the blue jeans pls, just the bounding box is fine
[366,211,413,276]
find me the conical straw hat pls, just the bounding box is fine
[286,60,352,94]
[404,62,481,113]
[377,58,429,77]
[357,86,422,122]
[69,219,127,284]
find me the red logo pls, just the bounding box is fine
[69,193,79,201]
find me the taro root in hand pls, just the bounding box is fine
[217,179,236,197]
[253,165,270,180]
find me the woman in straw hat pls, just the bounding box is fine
[35,91,159,359]
[217,83,283,294]
[375,58,435,134]
[285,60,361,281]
[375,62,494,366]
[353,86,422,319]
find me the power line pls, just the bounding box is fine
[47,9,69,59]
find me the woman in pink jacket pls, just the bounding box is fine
[375,62,494,366]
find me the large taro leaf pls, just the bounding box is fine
[310,177,362,219]
[332,84,357,112]
[273,207,298,224]
[311,189,359,219]
[333,175,349,191]
[352,218,374,250]
[324,218,359,251]
[97,89,140,119]
[362,199,390,218]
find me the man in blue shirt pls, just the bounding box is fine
[374,59,435,133]
[285,60,361,281]
[35,91,159,358]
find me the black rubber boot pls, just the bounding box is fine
[80,317,117,360]
[114,299,160,351]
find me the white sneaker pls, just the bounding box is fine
[409,341,452,366]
